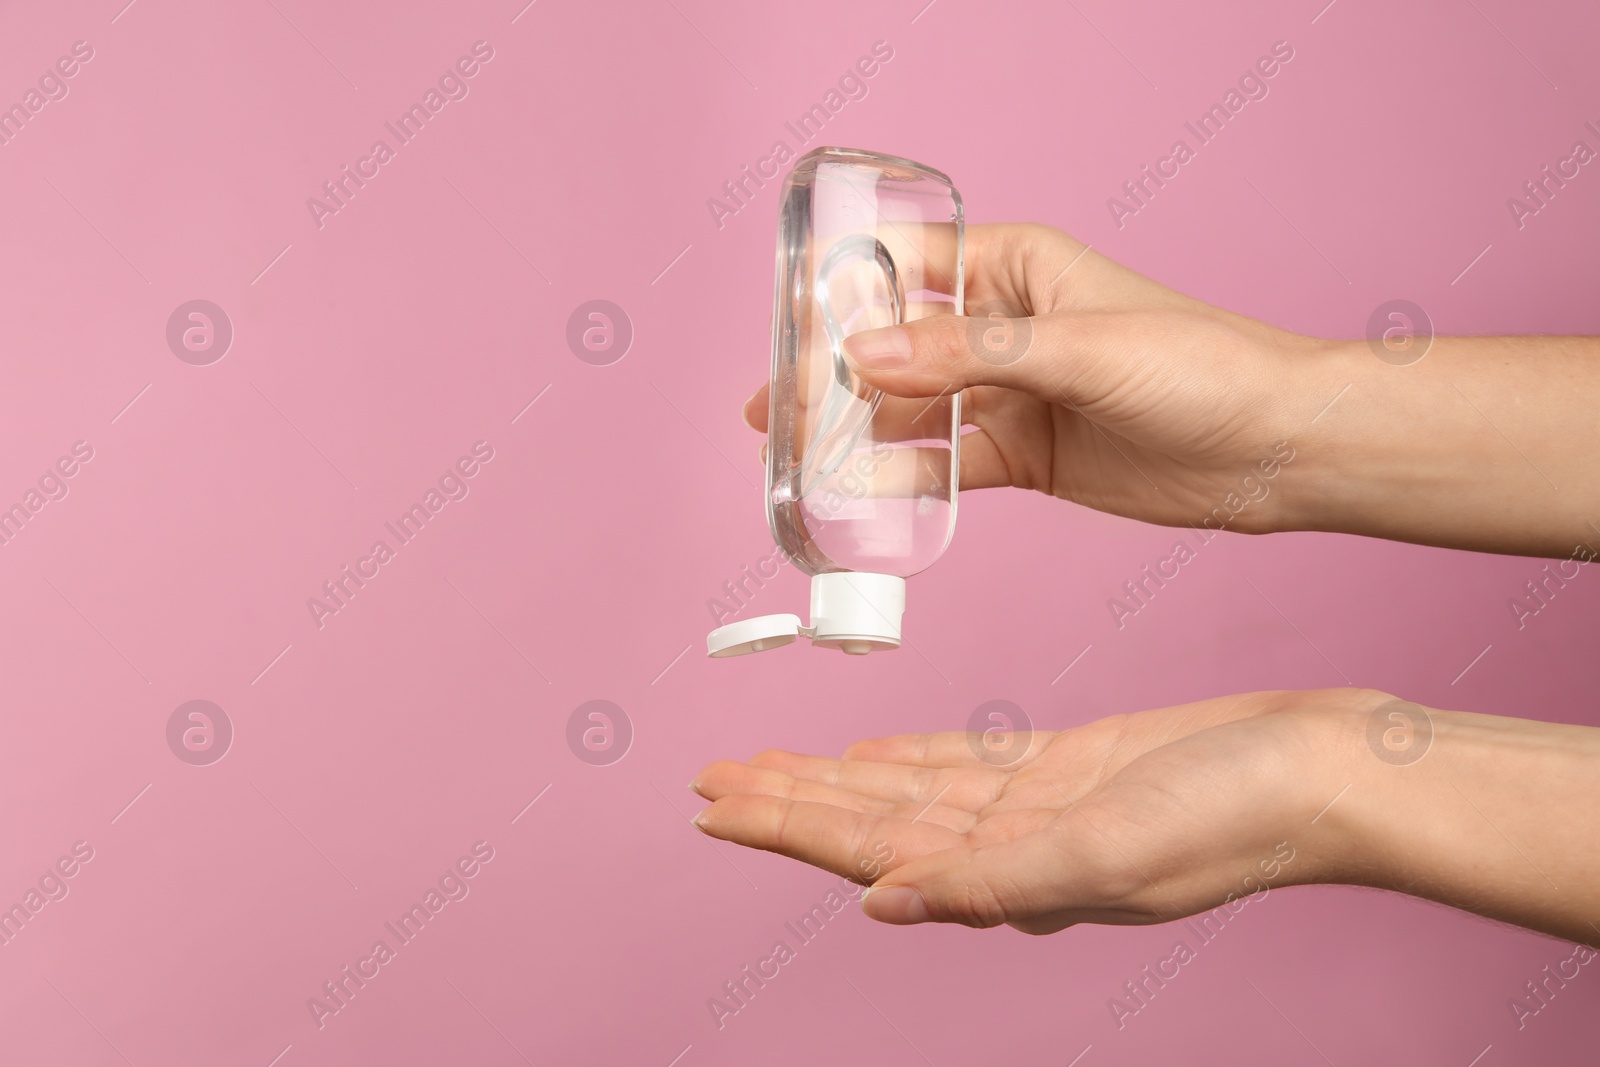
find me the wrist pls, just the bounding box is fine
[1251,334,1368,537]
[1254,332,1600,555]
[1268,688,1400,887]
[1315,698,1600,942]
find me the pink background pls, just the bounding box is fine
[2,0,1598,1063]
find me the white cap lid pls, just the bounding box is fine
[705,613,803,658]
[705,572,906,658]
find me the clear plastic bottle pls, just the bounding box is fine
[707,147,963,658]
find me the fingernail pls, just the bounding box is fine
[687,777,700,792]
[861,885,929,924]
[691,809,711,831]
[843,328,913,370]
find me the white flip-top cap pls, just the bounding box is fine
[706,572,905,658]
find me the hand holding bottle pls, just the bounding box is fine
[746,223,1600,558]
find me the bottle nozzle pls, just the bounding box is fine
[705,572,905,658]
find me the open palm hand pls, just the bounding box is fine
[690,689,1373,933]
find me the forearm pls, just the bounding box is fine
[1321,701,1600,946]
[1274,335,1600,557]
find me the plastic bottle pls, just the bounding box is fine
[707,147,963,658]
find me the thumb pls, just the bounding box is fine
[860,832,1080,929]
[840,311,1071,401]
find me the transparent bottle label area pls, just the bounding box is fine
[769,151,962,581]
[791,396,957,577]
[800,478,954,576]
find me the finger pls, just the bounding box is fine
[848,220,961,300]
[840,309,1085,404]
[958,222,1190,315]
[690,760,979,833]
[757,368,962,443]
[957,426,1017,492]
[913,222,1080,312]
[865,391,963,441]
[693,795,962,882]
[746,749,1006,811]
[752,389,1043,494]
[842,730,1057,770]
[743,383,769,431]
[763,223,1137,420]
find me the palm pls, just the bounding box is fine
[691,690,1348,933]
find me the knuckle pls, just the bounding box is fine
[1015,220,1068,248]
[843,819,876,878]
[938,870,1011,929]
[767,797,794,849]
[918,312,969,361]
